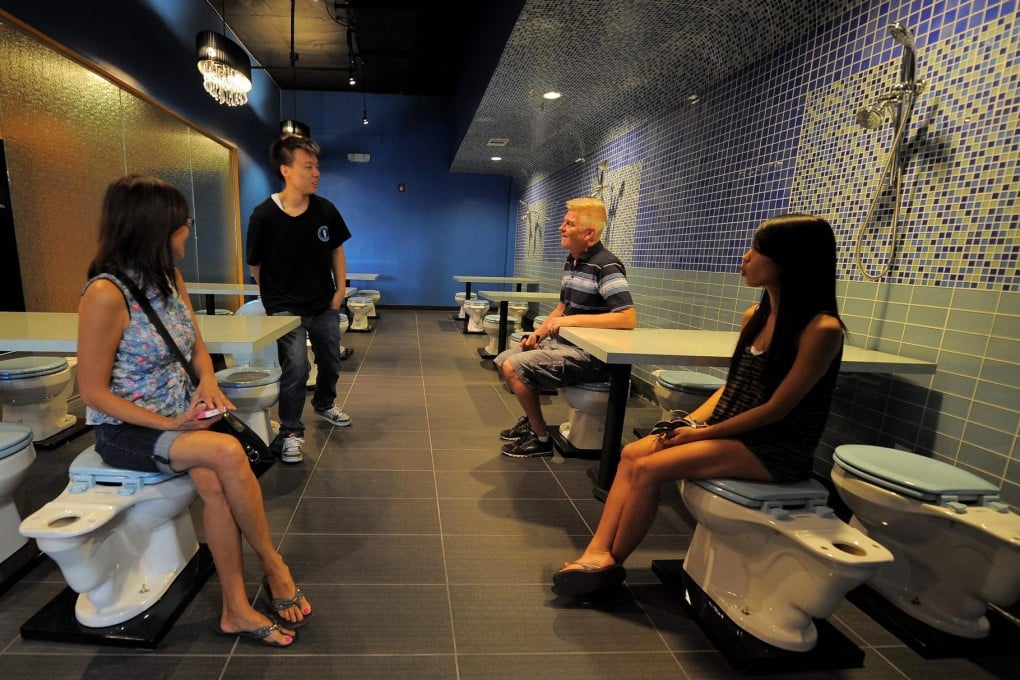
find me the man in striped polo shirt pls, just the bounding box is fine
[496,197,637,458]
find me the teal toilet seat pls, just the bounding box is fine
[215,366,282,388]
[68,447,182,495]
[691,478,833,520]
[0,356,69,379]
[0,423,33,461]
[833,445,1006,512]
[657,370,724,394]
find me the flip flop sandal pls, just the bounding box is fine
[552,562,627,598]
[215,622,295,647]
[262,577,312,628]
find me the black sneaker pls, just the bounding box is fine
[501,432,554,458]
[499,415,531,442]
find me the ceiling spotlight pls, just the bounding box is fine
[280,120,311,137]
[542,91,562,100]
[362,92,369,125]
[490,156,503,162]
[195,31,252,106]
[348,73,357,86]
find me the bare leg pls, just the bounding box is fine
[501,361,548,437]
[172,431,311,628]
[562,435,772,571]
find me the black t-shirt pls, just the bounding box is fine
[246,194,352,315]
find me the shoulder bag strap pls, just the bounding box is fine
[113,272,200,387]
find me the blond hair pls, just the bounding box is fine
[565,197,607,240]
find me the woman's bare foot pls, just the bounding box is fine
[558,549,616,573]
[219,611,295,646]
[264,567,312,626]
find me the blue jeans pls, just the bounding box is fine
[273,308,341,437]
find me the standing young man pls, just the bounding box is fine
[246,135,352,463]
[495,197,637,458]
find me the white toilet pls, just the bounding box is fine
[831,444,1020,639]
[216,300,281,445]
[652,369,725,420]
[357,289,381,317]
[19,447,198,627]
[559,381,612,451]
[482,314,517,356]
[0,424,35,563]
[532,314,548,330]
[347,295,373,330]
[506,302,529,326]
[463,299,491,333]
[454,292,477,319]
[0,356,78,441]
[681,477,894,652]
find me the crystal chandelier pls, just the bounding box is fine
[196,31,252,107]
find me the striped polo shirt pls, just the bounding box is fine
[560,241,634,315]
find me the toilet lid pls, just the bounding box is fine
[833,445,999,502]
[510,331,529,342]
[215,366,281,387]
[692,478,829,509]
[657,370,725,394]
[484,314,507,323]
[0,423,33,460]
[0,356,69,379]
[348,297,371,305]
[69,447,180,487]
[570,381,611,392]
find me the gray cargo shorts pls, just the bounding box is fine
[493,336,609,392]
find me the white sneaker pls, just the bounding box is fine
[315,405,352,427]
[281,435,305,463]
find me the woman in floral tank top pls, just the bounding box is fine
[77,175,311,646]
[555,214,845,598]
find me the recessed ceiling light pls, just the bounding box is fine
[542,91,562,100]
[687,94,700,103]
[490,156,503,162]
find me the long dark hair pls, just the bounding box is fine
[731,214,845,394]
[87,175,189,298]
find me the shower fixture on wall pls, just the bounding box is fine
[591,160,613,200]
[853,22,927,279]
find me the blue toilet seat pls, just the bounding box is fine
[0,423,33,461]
[215,366,282,388]
[68,447,181,495]
[657,370,724,394]
[692,478,833,519]
[0,356,69,379]
[833,445,1005,511]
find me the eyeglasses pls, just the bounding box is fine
[184,217,195,229]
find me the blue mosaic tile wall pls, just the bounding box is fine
[515,0,1020,506]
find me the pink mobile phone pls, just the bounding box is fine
[196,407,227,420]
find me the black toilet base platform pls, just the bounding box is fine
[652,559,865,674]
[346,324,375,333]
[0,540,46,597]
[549,425,602,460]
[33,421,92,451]
[846,583,1020,659]
[476,347,497,360]
[20,543,215,649]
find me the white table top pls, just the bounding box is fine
[183,282,260,295]
[0,312,299,355]
[347,273,379,281]
[558,327,937,375]
[478,290,561,303]
[454,276,541,284]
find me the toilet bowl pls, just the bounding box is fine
[532,314,548,331]
[454,292,478,319]
[463,299,491,333]
[681,477,894,652]
[215,366,282,445]
[0,356,78,441]
[506,302,529,326]
[347,296,373,330]
[482,314,517,356]
[357,289,381,317]
[19,447,198,627]
[652,369,725,420]
[0,424,35,563]
[559,381,611,450]
[831,444,1020,639]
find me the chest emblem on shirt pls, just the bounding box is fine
[317,225,330,242]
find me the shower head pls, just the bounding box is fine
[856,105,887,130]
[888,22,916,84]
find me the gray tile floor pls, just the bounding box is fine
[2,310,1018,678]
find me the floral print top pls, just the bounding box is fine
[84,272,195,425]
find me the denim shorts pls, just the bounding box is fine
[493,336,609,392]
[93,423,184,474]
